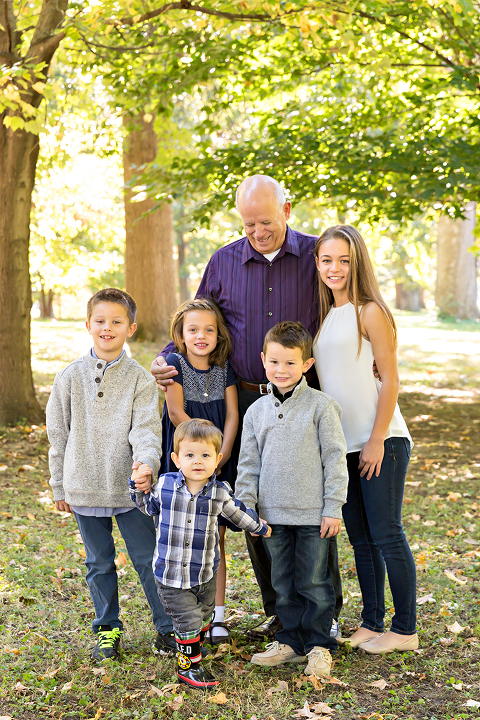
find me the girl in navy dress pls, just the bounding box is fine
[160,298,239,644]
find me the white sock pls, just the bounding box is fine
[212,606,229,638]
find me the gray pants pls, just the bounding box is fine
[157,575,216,640]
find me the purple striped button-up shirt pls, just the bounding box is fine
[162,226,319,383]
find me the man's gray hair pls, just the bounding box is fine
[236,175,286,210]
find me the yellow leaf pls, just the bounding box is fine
[88,709,103,720]
[27,513,35,521]
[116,551,128,568]
[444,570,467,585]
[31,82,46,94]
[207,691,228,704]
[78,548,86,558]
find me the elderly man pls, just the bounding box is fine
[151,175,342,640]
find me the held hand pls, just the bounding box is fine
[320,517,341,538]
[132,463,153,492]
[358,438,385,480]
[372,360,382,382]
[250,517,270,537]
[150,357,178,391]
[55,500,72,513]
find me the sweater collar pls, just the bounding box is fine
[267,375,308,404]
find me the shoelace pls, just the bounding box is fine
[264,641,281,652]
[97,628,122,648]
[308,647,330,664]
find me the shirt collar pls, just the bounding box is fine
[271,378,303,403]
[241,225,300,265]
[91,347,125,371]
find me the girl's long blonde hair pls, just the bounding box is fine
[170,297,232,367]
[314,225,397,355]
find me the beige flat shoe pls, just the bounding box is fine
[337,628,383,649]
[359,632,419,654]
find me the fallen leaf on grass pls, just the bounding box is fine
[311,702,335,714]
[369,679,388,690]
[207,691,228,705]
[87,709,103,720]
[439,637,454,646]
[444,570,467,585]
[417,594,436,605]
[447,492,461,502]
[465,699,480,707]
[4,646,19,655]
[14,682,28,692]
[405,481,421,487]
[293,700,334,718]
[423,520,436,526]
[0,465,8,472]
[18,464,35,471]
[43,667,61,679]
[26,513,36,521]
[92,667,106,676]
[0,715,13,719]
[166,695,183,711]
[439,603,452,617]
[0,510,12,516]
[266,680,289,696]
[51,576,63,592]
[115,551,127,568]
[101,675,112,684]
[61,680,73,692]
[446,621,466,634]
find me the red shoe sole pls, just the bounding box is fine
[177,673,219,688]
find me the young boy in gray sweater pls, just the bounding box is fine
[235,321,348,678]
[46,288,174,661]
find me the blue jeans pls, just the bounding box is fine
[343,437,417,635]
[264,525,337,655]
[74,509,172,635]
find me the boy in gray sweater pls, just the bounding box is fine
[46,288,174,661]
[235,322,348,678]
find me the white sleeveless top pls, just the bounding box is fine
[313,302,412,454]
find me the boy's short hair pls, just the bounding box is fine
[173,419,223,455]
[263,321,313,362]
[87,288,137,325]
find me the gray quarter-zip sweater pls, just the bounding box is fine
[235,377,348,524]
[46,351,161,507]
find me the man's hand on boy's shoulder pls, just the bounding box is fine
[320,516,342,538]
[55,500,72,513]
[131,462,153,493]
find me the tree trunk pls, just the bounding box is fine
[394,283,425,312]
[435,202,479,319]
[40,286,54,318]
[0,0,67,424]
[176,224,189,303]
[123,114,177,341]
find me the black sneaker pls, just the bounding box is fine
[92,626,122,661]
[153,632,177,656]
[153,632,211,658]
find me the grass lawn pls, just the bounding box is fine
[1,312,479,720]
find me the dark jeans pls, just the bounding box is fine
[264,525,337,655]
[157,575,216,639]
[343,437,417,635]
[74,509,172,635]
[236,384,343,619]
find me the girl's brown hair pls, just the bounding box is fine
[314,225,397,355]
[170,297,232,367]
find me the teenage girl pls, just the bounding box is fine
[160,298,239,645]
[313,225,417,654]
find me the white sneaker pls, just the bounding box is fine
[330,620,341,639]
[251,641,306,667]
[304,647,332,678]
